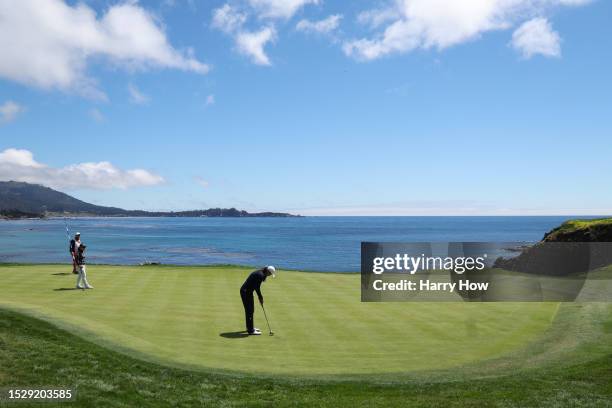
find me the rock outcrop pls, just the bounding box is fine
[493,218,612,276]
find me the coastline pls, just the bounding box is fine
[0,262,356,274]
[2,216,609,272]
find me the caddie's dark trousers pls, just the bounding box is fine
[240,289,254,333]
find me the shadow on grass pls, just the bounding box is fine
[54,288,83,291]
[219,331,249,339]
[52,272,74,276]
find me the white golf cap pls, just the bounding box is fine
[266,265,276,278]
[75,232,81,236]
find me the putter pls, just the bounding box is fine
[260,303,274,336]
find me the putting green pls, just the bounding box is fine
[0,264,559,376]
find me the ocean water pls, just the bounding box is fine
[0,216,594,272]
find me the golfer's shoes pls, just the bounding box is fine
[85,285,94,289]
[76,285,84,289]
[249,328,262,335]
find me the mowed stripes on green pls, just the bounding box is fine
[0,264,558,376]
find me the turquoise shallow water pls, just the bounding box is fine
[0,216,595,271]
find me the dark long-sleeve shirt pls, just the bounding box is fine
[240,269,266,298]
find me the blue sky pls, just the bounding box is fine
[0,0,610,215]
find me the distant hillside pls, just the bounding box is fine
[0,181,297,218]
[0,181,126,216]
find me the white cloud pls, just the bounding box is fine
[88,108,105,122]
[0,0,209,99]
[212,0,323,65]
[212,4,248,34]
[0,148,164,190]
[205,94,215,106]
[296,14,342,34]
[356,8,398,29]
[211,4,278,66]
[0,149,42,168]
[236,27,277,65]
[511,18,561,58]
[344,0,589,61]
[247,0,319,20]
[0,101,25,124]
[128,83,150,105]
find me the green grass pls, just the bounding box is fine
[0,264,611,406]
[554,217,612,233]
[0,264,561,377]
[0,304,610,407]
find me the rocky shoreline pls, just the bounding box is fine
[494,218,612,275]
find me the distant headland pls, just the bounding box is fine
[0,181,299,219]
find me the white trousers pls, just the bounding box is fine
[76,265,92,288]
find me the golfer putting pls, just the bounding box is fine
[240,266,275,335]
